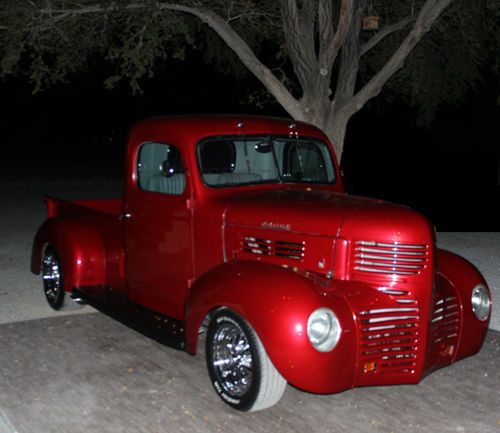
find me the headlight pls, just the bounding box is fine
[307,308,341,352]
[471,285,491,321]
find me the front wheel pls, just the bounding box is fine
[42,246,84,311]
[205,309,286,411]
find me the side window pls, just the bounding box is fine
[137,142,186,195]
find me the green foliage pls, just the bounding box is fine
[0,0,193,93]
[0,0,498,124]
[0,0,284,93]
[102,3,193,93]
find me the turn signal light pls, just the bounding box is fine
[363,362,377,373]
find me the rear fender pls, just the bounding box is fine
[31,217,106,291]
[436,249,490,360]
[185,261,357,393]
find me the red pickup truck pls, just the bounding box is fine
[32,115,491,411]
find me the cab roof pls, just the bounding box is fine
[127,115,330,150]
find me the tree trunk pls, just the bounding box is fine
[324,112,350,163]
[292,94,350,164]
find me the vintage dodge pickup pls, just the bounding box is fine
[32,115,491,411]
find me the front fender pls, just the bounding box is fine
[31,217,106,291]
[185,261,357,394]
[437,249,491,360]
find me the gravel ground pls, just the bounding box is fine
[0,163,497,330]
[438,232,499,331]
[0,164,122,325]
[0,313,499,433]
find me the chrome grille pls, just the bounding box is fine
[354,241,428,276]
[430,296,460,347]
[359,305,419,374]
[242,236,305,261]
[431,296,460,337]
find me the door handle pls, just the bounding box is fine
[120,213,133,220]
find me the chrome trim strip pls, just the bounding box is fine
[363,307,418,314]
[356,247,425,256]
[366,315,419,324]
[355,260,423,269]
[221,207,229,262]
[357,241,426,249]
[357,253,425,262]
[354,266,415,275]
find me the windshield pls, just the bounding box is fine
[198,136,336,187]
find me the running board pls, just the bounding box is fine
[72,287,186,351]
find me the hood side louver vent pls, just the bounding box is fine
[242,237,272,256]
[242,237,305,261]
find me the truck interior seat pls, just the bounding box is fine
[145,173,186,195]
[216,172,262,185]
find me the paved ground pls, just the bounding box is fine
[0,164,120,325]
[438,232,499,331]
[0,313,499,433]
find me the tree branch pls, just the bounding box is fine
[318,0,354,75]
[348,0,453,114]
[280,0,317,95]
[331,0,364,114]
[360,16,414,56]
[318,0,334,48]
[28,1,303,118]
[172,4,303,118]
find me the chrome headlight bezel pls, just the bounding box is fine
[307,307,342,352]
[471,284,491,321]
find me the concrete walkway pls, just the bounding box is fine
[0,313,499,433]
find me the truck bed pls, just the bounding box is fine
[45,196,122,218]
[43,195,125,290]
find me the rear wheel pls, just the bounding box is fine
[205,309,286,411]
[42,246,84,311]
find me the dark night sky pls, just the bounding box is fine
[1,51,499,231]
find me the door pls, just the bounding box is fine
[123,140,193,319]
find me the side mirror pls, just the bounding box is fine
[160,160,176,177]
[255,141,272,154]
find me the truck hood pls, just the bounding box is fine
[222,188,434,280]
[223,188,384,237]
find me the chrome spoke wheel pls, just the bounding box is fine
[211,322,253,397]
[206,309,286,411]
[40,246,84,311]
[42,250,62,303]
